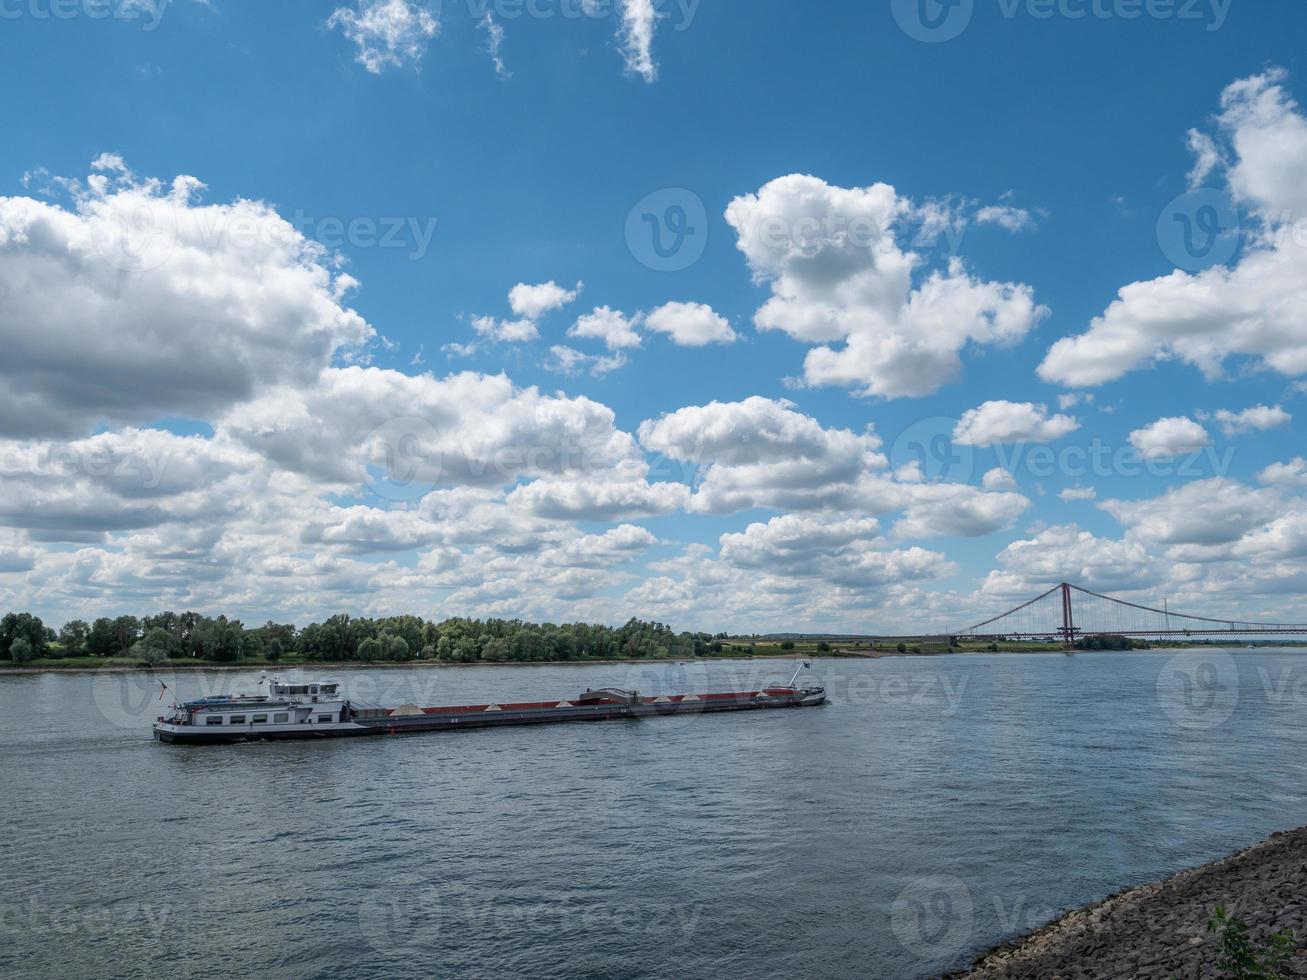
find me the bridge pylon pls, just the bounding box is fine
[1059,582,1076,649]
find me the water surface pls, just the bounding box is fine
[3,651,1307,979]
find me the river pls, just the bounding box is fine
[3,651,1307,979]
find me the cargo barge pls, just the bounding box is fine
[152,671,826,744]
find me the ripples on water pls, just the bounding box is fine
[4,651,1307,979]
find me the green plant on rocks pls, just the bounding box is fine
[1207,906,1295,979]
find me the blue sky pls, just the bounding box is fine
[2,0,1307,631]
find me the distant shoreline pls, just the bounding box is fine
[0,646,1286,676]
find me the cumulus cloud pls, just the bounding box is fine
[508,280,581,319]
[1213,404,1291,436]
[472,315,539,343]
[1127,416,1212,459]
[720,514,955,589]
[724,174,1047,398]
[568,306,643,350]
[974,205,1034,232]
[508,478,689,521]
[220,366,644,490]
[0,161,371,438]
[982,468,1018,491]
[1101,478,1283,550]
[1260,457,1307,489]
[1040,69,1307,387]
[953,401,1080,447]
[1059,487,1097,501]
[328,0,439,74]
[981,525,1165,596]
[643,302,738,346]
[543,345,628,377]
[891,483,1029,539]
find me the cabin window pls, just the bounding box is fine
[229,715,246,724]
[205,716,223,726]
[322,685,337,694]
[318,714,333,724]
[273,713,289,723]
[310,686,319,695]
[252,715,268,724]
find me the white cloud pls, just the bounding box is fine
[1059,487,1097,502]
[1040,69,1307,388]
[544,345,627,377]
[1127,416,1211,459]
[1186,128,1224,187]
[891,484,1029,539]
[508,478,689,521]
[0,161,371,438]
[974,205,1034,232]
[220,366,644,490]
[953,400,1080,446]
[725,174,1047,398]
[478,10,509,78]
[617,0,657,83]
[327,0,439,74]
[643,302,738,346]
[508,280,581,319]
[1213,404,1291,436]
[982,468,1018,491]
[1101,478,1283,549]
[568,306,643,350]
[982,525,1164,596]
[1260,457,1307,489]
[472,315,539,344]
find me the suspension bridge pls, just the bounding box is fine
[955,583,1307,648]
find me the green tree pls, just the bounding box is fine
[9,636,35,665]
[195,617,243,662]
[136,627,177,662]
[386,635,411,662]
[357,636,384,662]
[87,618,117,657]
[435,635,453,661]
[2,612,48,659]
[112,615,142,655]
[58,620,90,657]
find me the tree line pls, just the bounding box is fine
[0,610,727,666]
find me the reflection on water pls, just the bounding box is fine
[4,651,1307,979]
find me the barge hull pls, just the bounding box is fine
[153,689,825,744]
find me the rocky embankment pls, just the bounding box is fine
[949,826,1307,979]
